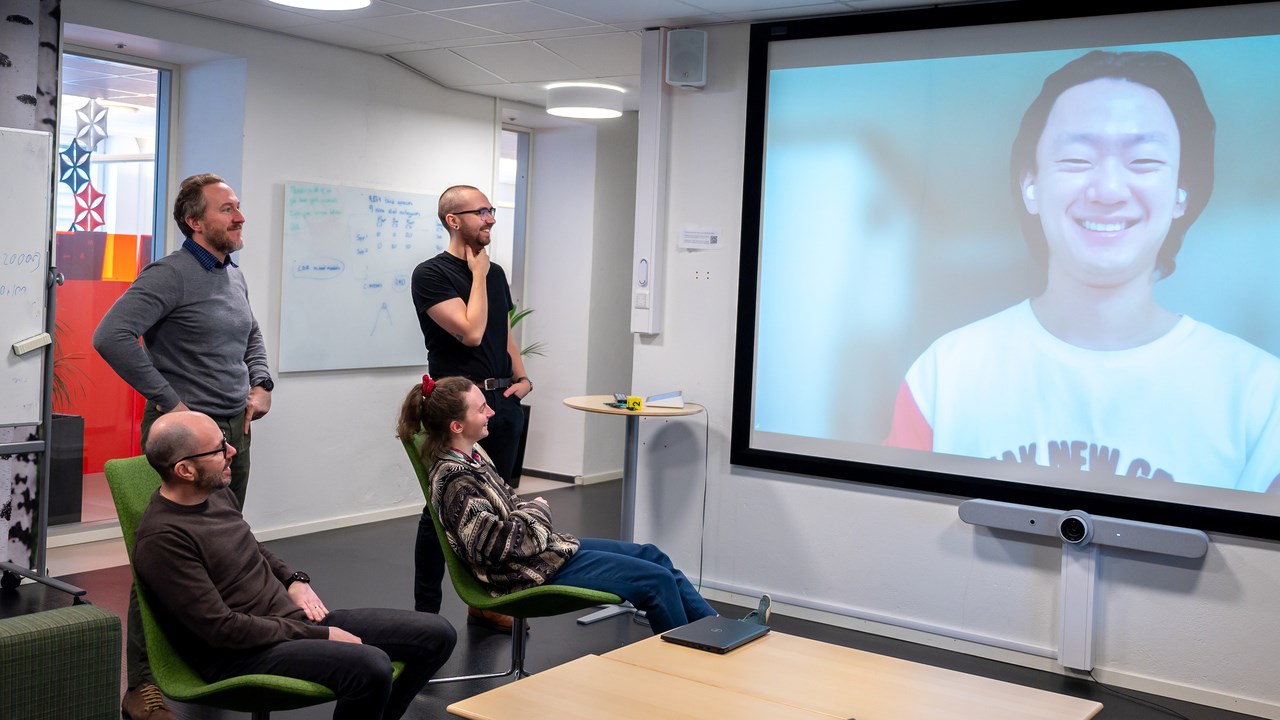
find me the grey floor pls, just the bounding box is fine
[2,480,1261,720]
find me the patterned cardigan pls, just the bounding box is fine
[429,452,580,596]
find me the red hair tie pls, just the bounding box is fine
[421,374,436,398]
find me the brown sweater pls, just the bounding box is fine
[134,488,327,674]
[430,452,579,595]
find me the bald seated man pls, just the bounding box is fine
[133,411,456,720]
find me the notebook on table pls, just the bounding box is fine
[660,616,770,654]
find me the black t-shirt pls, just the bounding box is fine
[411,251,514,381]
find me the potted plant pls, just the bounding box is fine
[50,320,88,526]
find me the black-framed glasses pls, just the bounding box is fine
[451,207,497,219]
[174,438,228,466]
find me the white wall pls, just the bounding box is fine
[521,116,635,481]
[632,22,1280,718]
[583,115,638,478]
[66,0,497,533]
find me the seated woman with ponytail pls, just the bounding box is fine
[396,374,769,634]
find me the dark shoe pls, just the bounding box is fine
[467,606,515,632]
[122,683,176,720]
[742,593,772,626]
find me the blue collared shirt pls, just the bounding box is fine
[182,237,239,271]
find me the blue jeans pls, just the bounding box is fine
[204,608,456,720]
[547,538,716,633]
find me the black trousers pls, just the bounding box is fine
[206,608,456,720]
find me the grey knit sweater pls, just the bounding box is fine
[93,247,269,416]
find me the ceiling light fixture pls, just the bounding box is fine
[546,83,625,119]
[268,0,370,10]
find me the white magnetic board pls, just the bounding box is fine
[279,181,445,372]
[1,128,52,427]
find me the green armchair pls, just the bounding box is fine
[402,435,622,682]
[104,455,402,719]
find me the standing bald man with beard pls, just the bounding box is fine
[409,184,532,630]
[94,172,273,719]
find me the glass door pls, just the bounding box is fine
[51,53,170,526]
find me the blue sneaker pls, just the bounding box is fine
[742,593,771,626]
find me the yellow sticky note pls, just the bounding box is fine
[626,395,643,411]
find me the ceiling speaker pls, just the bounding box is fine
[666,29,708,88]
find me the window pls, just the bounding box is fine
[496,127,530,307]
[51,52,170,527]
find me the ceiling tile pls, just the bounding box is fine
[284,20,410,48]
[532,0,719,25]
[181,0,321,30]
[364,40,439,53]
[379,0,487,10]
[435,2,600,34]
[538,32,641,79]
[721,3,850,20]
[391,47,508,86]
[686,0,839,11]
[608,15,729,31]
[110,0,955,112]
[452,41,592,84]
[350,11,503,42]
[516,25,629,41]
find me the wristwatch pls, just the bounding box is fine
[286,570,310,587]
[514,376,532,392]
[252,377,275,392]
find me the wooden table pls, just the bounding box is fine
[448,631,1103,720]
[562,395,704,625]
[447,654,831,720]
[605,632,1103,720]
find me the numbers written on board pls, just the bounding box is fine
[2,252,42,271]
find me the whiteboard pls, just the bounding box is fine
[279,181,446,372]
[1,128,51,427]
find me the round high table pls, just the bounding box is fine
[562,395,705,624]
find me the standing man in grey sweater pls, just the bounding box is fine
[93,172,273,720]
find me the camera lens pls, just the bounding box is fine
[1060,516,1087,543]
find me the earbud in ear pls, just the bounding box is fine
[1024,185,1036,200]
[1177,188,1187,204]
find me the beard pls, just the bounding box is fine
[205,223,244,255]
[194,463,230,493]
[462,224,490,250]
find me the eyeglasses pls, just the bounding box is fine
[451,207,497,220]
[174,438,228,466]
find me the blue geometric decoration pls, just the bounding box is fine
[59,142,91,193]
[75,99,109,151]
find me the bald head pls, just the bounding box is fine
[144,411,217,481]
[437,185,482,225]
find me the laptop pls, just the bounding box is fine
[660,616,770,654]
